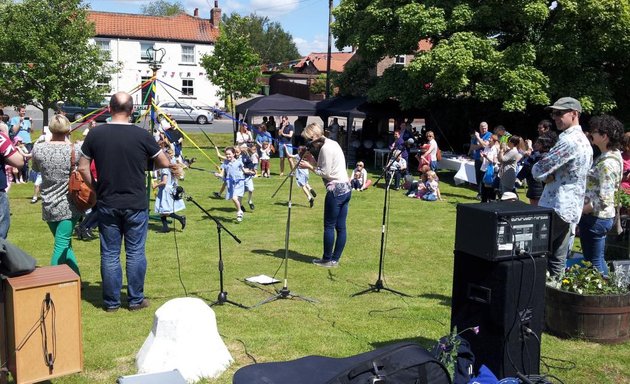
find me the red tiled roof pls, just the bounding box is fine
[295,52,355,73]
[418,39,432,52]
[87,11,218,44]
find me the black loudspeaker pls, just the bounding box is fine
[455,201,553,261]
[450,251,546,379]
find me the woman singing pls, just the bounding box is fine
[300,123,352,267]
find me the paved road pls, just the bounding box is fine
[3,106,236,134]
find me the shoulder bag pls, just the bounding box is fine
[68,144,96,212]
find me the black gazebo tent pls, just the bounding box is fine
[235,94,317,117]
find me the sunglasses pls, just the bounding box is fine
[550,110,571,117]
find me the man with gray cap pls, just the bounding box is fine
[532,97,592,277]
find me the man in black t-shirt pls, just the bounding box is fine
[79,92,169,312]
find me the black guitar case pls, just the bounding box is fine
[233,342,451,384]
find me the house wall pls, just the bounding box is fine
[93,38,222,108]
[376,54,415,76]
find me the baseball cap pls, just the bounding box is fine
[500,192,518,201]
[545,97,582,112]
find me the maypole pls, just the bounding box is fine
[144,48,166,207]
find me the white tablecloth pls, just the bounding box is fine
[438,156,477,185]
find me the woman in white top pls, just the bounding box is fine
[235,122,253,146]
[422,130,439,171]
[300,123,351,267]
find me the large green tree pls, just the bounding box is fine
[332,0,630,115]
[200,15,261,134]
[0,0,111,126]
[222,13,300,66]
[141,0,185,16]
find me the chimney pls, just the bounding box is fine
[194,8,199,17]
[210,0,221,29]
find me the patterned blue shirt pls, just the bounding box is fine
[532,125,593,224]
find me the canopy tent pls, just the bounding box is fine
[235,93,318,117]
[315,96,425,162]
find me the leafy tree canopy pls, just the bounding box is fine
[0,0,111,125]
[222,13,300,65]
[332,0,630,114]
[200,15,261,114]
[141,0,185,16]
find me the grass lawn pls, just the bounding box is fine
[4,133,629,383]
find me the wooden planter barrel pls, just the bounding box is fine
[545,285,630,343]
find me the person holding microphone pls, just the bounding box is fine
[299,123,352,268]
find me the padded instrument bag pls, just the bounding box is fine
[233,342,451,384]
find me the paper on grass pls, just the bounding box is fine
[245,274,280,285]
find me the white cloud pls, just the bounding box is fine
[249,0,299,18]
[294,34,328,56]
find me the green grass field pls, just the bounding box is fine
[4,133,629,383]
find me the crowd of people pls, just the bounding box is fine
[467,97,625,280]
[1,93,626,313]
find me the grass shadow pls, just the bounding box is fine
[251,248,317,264]
[418,292,452,307]
[81,280,128,310]
[371,335,439,350]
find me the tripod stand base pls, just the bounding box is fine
[350,279,411,297]
[251,286,317,308]
[210,291,249,309]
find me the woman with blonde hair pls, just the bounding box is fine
[300,123,352,267]
[31,114,82,275]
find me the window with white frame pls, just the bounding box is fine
[95,40,111,61]
[140,42,155,61]
[182,45,195,63]
[96,75,111,93]
[182,79,194,96]
[394,55,406,65]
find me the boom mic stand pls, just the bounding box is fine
[185,192,248,309]
[351,146,410,297]
[252,148,316,307]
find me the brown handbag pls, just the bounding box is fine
[68,144,96,211]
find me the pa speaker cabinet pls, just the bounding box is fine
[455,201,553,261]
[4,265,82,384]
[450,251,546,379]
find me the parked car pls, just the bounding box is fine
[156,102,213,125]
[61,101,110,122]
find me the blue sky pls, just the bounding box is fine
[86,0,340,56]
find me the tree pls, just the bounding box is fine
[222,13,300,66]
[141,0,185,16]
[0,0,111,126]
[200,15,261,135]
[332,0,630,116]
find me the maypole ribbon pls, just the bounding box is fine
[152,103,220,170]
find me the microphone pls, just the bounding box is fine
[306,136,324,150]
[173,186,185,200]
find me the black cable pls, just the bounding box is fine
[39,295,56,369]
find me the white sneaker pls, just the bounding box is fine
[236,211,243,222]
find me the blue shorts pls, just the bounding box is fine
[278,142,294,158]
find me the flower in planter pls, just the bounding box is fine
[547,261,630,295]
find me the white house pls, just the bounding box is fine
[87,2,222,108]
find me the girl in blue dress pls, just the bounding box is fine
[214,147,251,222]
[153,162,186,232]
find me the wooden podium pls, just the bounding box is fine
[1,265,83,384]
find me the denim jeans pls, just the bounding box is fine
[98,205,149,309]
[0,192,9,239]
[47,218,80,275]
[323,190,352,262]
[578,214,613,276]
[548,216,572,278]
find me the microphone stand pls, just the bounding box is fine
[252,147,316,307]
[351,146,410,297]
[185,194,248,309]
